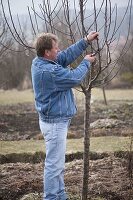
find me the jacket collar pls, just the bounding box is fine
[37,56,57,65]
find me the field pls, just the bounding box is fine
[0,88,133,200]
[0,88,133,105]
[0,137,131,155]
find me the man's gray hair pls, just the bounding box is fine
[34,33,58,57]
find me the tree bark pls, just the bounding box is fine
[82,88,91,200]
[102,87,107,105]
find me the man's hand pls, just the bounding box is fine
[84,54,96,63]
[85,31,99,43]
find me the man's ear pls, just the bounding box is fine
[44,50,50,57]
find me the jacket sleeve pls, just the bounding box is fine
[56,39,88,67]
[53,59,90,91]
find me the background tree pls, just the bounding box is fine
[118,32,133,87]
[0,9,13,88]
[0,10,12,58]
[1,0,133,199]
[0,6,34,89]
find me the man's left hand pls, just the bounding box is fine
[85,31,99,43]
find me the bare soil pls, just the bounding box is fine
[0,100,133,200]
[0,155,133,200]
[0,100,133,140]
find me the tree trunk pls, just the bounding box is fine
[102,87,107,105]
[82,88,91,200]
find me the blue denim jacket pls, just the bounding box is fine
[31,39,90,122]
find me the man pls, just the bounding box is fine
[31,31,99,200]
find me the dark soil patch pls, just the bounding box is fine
[0,101,133,140]
[0,156,132,200]
[0,151,109,164]
[0,100,133,199]
[0,104,39,140]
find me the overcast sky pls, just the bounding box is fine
[2,0,130,15]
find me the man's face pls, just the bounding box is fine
[45,40,60,61]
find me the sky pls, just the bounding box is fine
[2,0,131,15]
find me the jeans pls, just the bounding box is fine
[39,119,70,200]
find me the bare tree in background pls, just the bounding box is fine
[1,0,133,199]
[0,9,13,88]
[0,10,12,59]
[118,32,133,86]
[0,4,34,89]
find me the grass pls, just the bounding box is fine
[92,88,133,101]
[0,89,34,105]
[0,89,132,156]
[0,88,133,105]
[74,88,133,106]
[0,136,131,155]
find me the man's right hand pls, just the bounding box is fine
[84,54,96,63]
